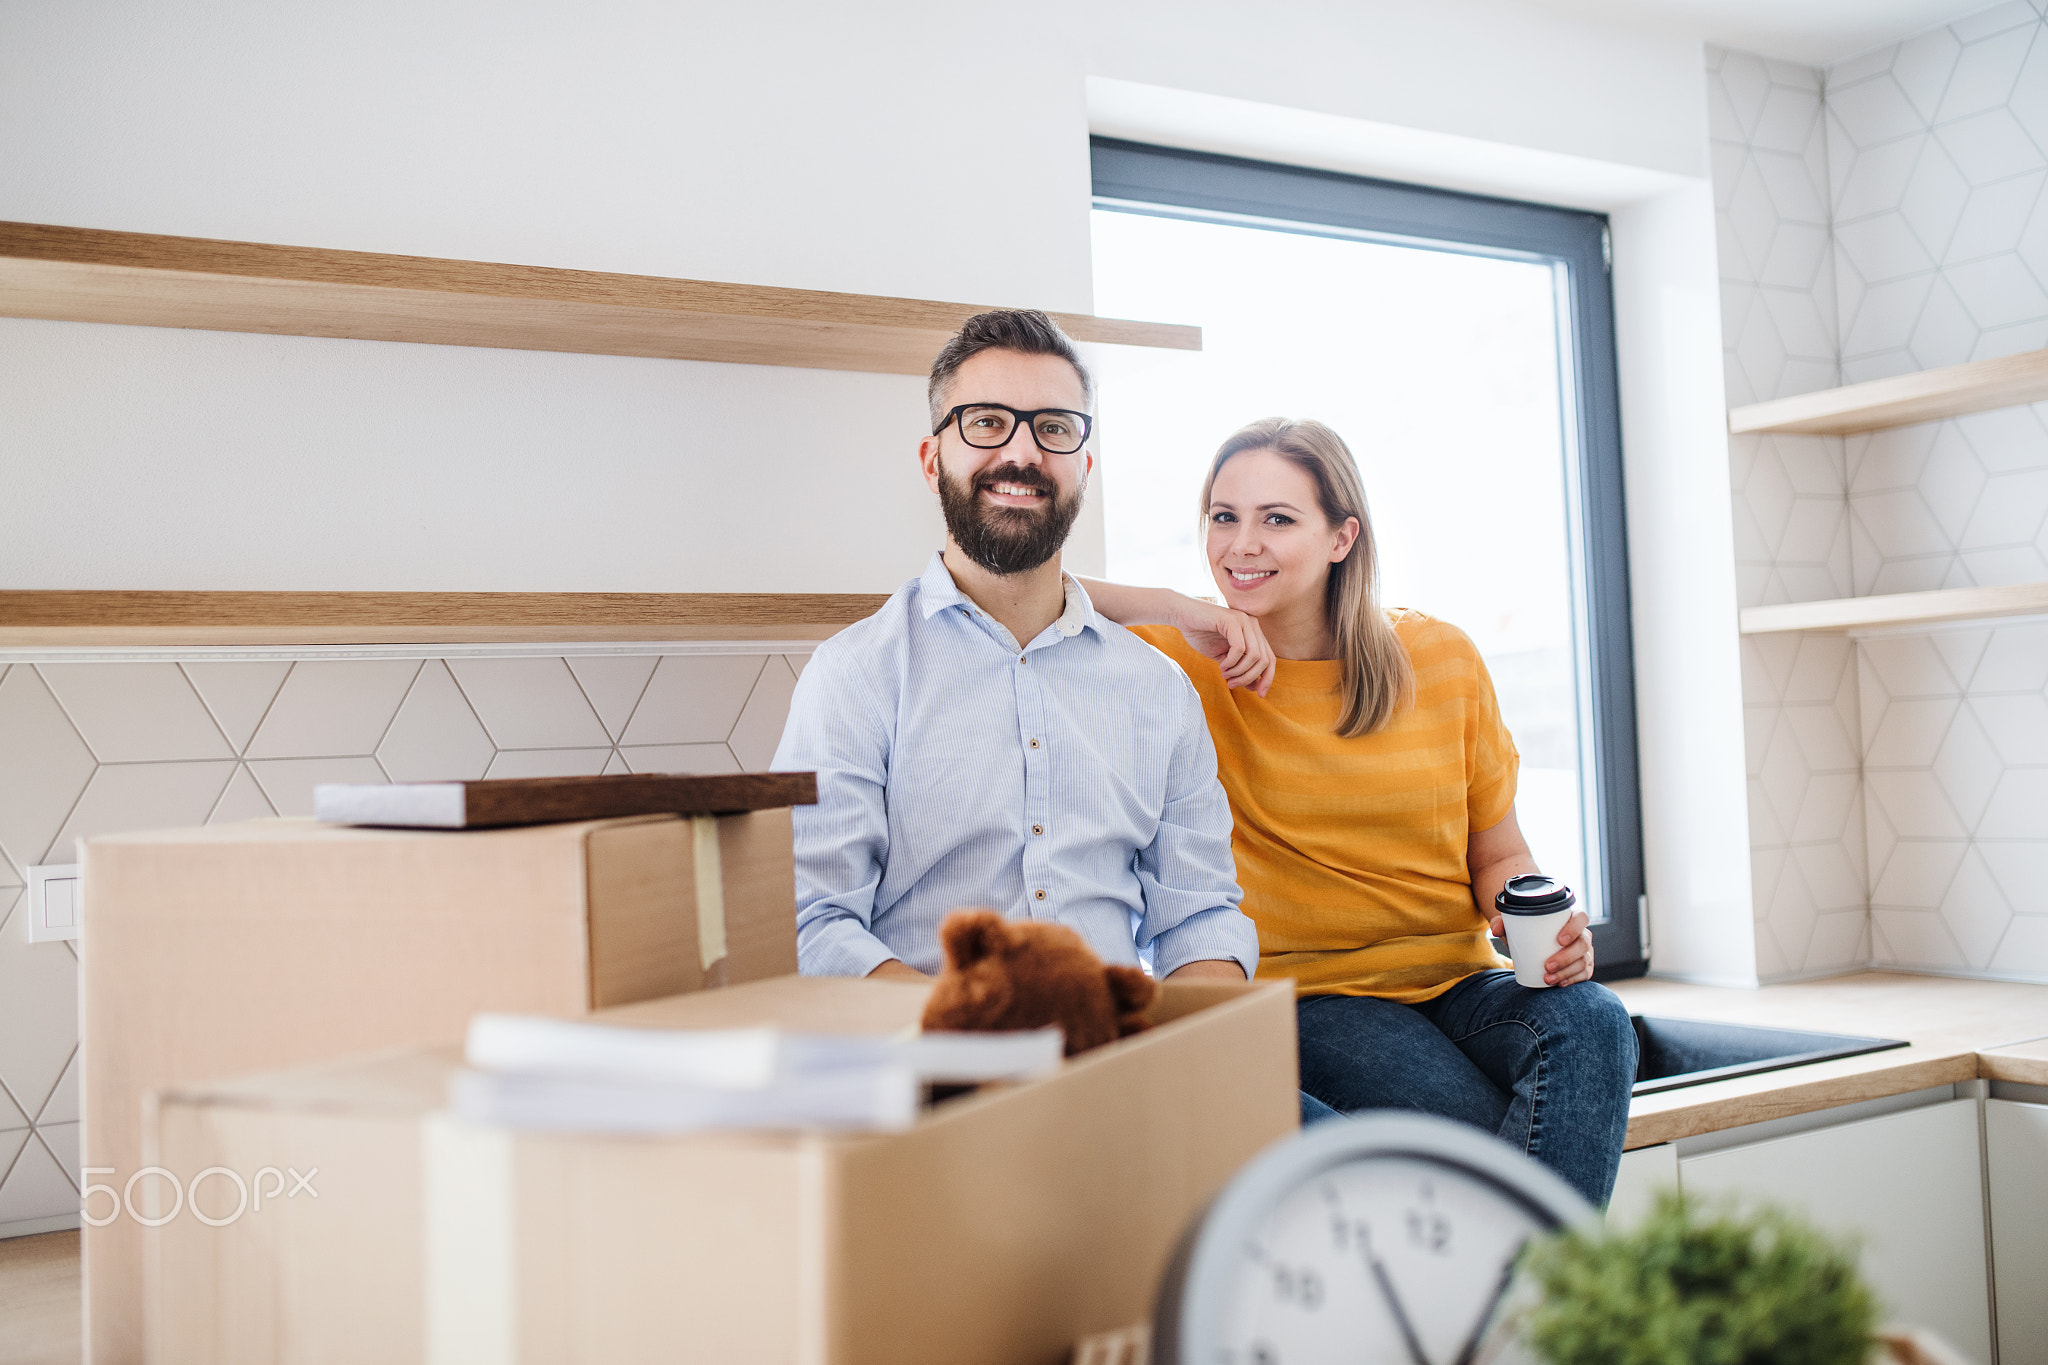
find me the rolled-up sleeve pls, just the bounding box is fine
[1133,679,1260,979]
[772,650,901,978]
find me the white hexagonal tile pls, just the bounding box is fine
[618,743,742,776]
[181,662,291,755]
[1712,141,1747,208]
[1891,26,1962,121]
[1739,299,1789,397]
[246,756,389,819]
[1873,838,1968,909]
[1940,847,2014,965]
[245,660,422,760]
[37,663,231,763]
[1937,23,2035,122]
[1872,908,1967,966]
[1843,274,1934,356]
[1754,918,1791,981]
[1727,157,1781,278]
[0,922,78,1130]
[1963,544,2048,582]
[35,1049,76,1126]
[1761,287,1837,359]
[1750,631,1801,700]
[1867,696,1960,767]
[1932,706,2004,825]
[1831,75,1927,149]
[1833,46,1900,88]
[1960,469,2048,547]
[1783,633,1852,703]
[1870,554,1961,593]
[1777,497,1847,564]
[445,657,610,750]
[49,760,236,862]
[1971,622,2048,691]
[38,1121,78,1190]
[727,655,801,773]
[1767,859,1819,962]
[208,765,277,824]
[1753,85,1822,155]
[1791,771,1861,843]
[1854,488,1954,559]
[1836,136,1926,221]
[1760,722,1812,832]
[1760,223,1832,290]
[1784,702,1860,771]
[1719,49,1772,141]
[1793,839,1864,908]
[0,1078,24,1133]
[1743,705,1776,775]
[1952,0,2038,43]
[0,1128,77,1222]
[1971,693,2048,764]
[565,655,660,741]
[1836,211,1935,281]
[1931,628,1992,690]
[1910,277,1981,369]
[1947,250,2048,326]
[376,662,494,783]
[1850,421,1939,492]
[1868,769,1970,837]
[1970,316,2048,359]
[1754,150,1828,224]
[1731,497,1773,566]
[1903,142,1972,259]
[618,655,768,747]
[781,653,811,679]
[1916,427,1989,541]
[1950,174,2045,262]
[1989,915,2048,973]
[1936,108,2045,184]
[1806,910,1871,972]
[1980,841,2048,910]
[0,668,97,878]
[1954,404,2048,472]
[1978,768,2048,838]
[601,750,630,775]
[483,747,614,779]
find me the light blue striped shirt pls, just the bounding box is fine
[774,552,1257,980]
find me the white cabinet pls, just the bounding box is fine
[1988,1099,2048,1365]
[1679,1099,1992,1364]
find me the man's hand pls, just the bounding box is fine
[1486,908,1595,987]
[866,959,929,982]
[1164,958,1249,981]
[1169,599,1277,697]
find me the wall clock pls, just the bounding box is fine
[1153,1113,1593,1365]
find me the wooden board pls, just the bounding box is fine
[1728,347,2048,434]
[0,221,1200,374]
[1738,581,2048,634]
[318,772,817,827]
[0,589,888,646]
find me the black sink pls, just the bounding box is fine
[1630,1016,1908,1095]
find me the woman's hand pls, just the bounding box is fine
[1168,597,1277,696]
[1539,909,1594,987]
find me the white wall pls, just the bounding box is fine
[0,0,1708,592]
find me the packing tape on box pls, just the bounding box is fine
[692,815,727,972]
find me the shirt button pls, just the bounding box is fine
[1032,824,1044,836]
[1033,889,1047,901]
[1029,738,1040,749]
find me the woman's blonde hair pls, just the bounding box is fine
[1202,418,1414,737]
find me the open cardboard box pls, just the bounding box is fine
[83,809,799,1365]
[146,974,1299,1365]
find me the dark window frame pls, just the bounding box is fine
[1090,136,1646,980]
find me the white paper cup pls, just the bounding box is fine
[1495,874,1578,989]
[1501,906,1576,988]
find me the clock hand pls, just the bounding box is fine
[1450,1251,1521,1365]
[1361,1230,1432,1365]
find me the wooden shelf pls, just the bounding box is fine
[1738,582,2048,634]
[0,222,1200,374]
[1728,348,2048,435]
[0,591,889,647]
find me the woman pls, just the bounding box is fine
[1087,417,1637,1207]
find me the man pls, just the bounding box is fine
[773,308,1257,984]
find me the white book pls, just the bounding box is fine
[465,1013,1064,1088]
[448,1065,920,1134]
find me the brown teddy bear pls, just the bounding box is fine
[920,909,1157,1056]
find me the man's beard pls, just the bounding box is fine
[936,455,1085,576]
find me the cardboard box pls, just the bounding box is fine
[146,974,1298,1365]
[84,810,799,1365]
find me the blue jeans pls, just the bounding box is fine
[1294,970,1637,1207]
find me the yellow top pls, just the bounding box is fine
[1135,612,1518,1003]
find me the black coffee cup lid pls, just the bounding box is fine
[1495,874,1576,915]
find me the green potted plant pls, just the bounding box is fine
[1516,1191,1883,1365]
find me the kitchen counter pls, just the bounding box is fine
[1608,971,2048,1147]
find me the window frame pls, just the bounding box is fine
[1090,136,1646,980]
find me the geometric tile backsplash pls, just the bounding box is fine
[1713,9,2048,985]
[0,647,805,1236]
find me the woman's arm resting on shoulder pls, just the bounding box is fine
[1075,577,1277,696]
[1468,807,1595,986]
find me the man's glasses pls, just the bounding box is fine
[934,404,1094,455]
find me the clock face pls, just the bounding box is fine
[1157,1115,1591,1365]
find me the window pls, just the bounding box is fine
[1091,138,1644,977]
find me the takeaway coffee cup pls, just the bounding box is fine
[1495,875,1578,988]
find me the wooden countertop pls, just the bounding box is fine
[1609,971,2048,1148]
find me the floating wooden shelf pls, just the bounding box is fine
[0,591,889,647]
[1738,581,2048,634]
[0,222,1200,374]
[1729,348,2048,435]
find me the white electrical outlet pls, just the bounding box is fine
[25,864,80,942]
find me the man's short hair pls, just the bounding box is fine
[927,309,1095,431]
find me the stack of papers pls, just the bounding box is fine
[451,1013,1064,1135]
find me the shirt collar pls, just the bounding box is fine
[917,550,1104,642]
